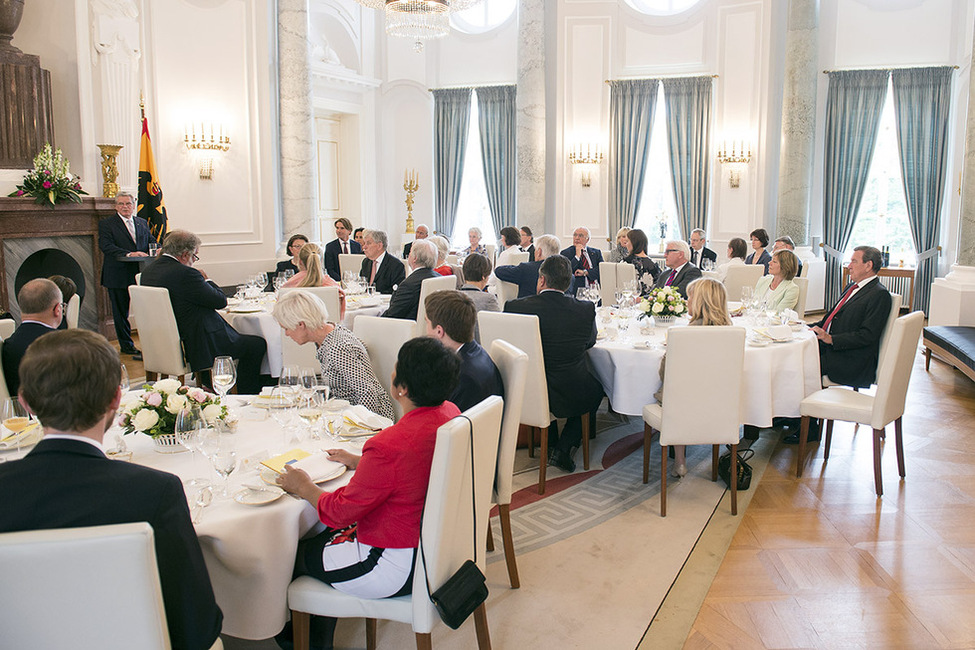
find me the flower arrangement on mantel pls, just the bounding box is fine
[638,286,686,320]
[119,378,226,439]
[7,143,88,207]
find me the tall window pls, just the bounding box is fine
[451,0,517,34]
[623,0,703,16]
[846,84,915,265]
[633,86,681,250]
[451,98,498,249]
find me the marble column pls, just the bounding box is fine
[516,0,546,235]
[775,0,819,246]
[278,0,316,242]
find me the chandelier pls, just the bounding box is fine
[353,0,485,52]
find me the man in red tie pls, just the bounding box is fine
[560,227,603,296]
[651,240,702,299]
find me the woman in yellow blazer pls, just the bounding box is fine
[753,249,800,313]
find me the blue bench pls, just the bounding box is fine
[924,326,975,383]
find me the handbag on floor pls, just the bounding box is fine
[718,447,754,491]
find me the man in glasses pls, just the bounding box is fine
[652,240,702,299]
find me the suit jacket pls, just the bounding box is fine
[652,263,703,299]
[754,275,800,313]
[504,290,604,417]
[383,267,439,320]
[494,260,542,299]
[689,246,717,268]
[98,214,151,288]
[560,245,603,295]
[140,255,241,372]
[275,259,299,276]
[1,322,57,395]
[814,277,891,388]
[745,249,772,275]
[324,238,362,281]
[402,241,413,259]
[451,340,504,412]
[0,438,222,649]
[360,254,406,295]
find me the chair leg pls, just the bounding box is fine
[145,370,157,382]
[660,444,668,518]
[894,417,906,478]
[924,346,931,371]
[643,423,652,484]
[823,420,834,460]
[415,632,433,650]
[366,618,377,650]
[498,503,520,588]
[485,517,494,552]
[528,425,535,458]
[538,426,547,495]
[581,412,591,471]
[873,428,884,497]
[729,443,738,516]
[473,603,492,649]
[291,610,310,650]
[711,445,719,481]
[797,416,809,478]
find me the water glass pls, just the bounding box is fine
[212,356,237,401]
[176,406,209,487]
[211,446,238,498]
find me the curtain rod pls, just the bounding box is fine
[822,65,959,73]
[605,74,718,83]
[427,83,516,91]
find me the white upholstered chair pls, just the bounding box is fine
[821,293,902,389]
[279,286,342,322]
[353,315,415,422]
[0,318,15,339]
[484,339,529,588]
[643,326,746,516]
[65,293,81,329]
[414,275,458,336]
[496,281,519,309]
[486,244,496,262]
[598,262,617,305]
[506,251,529,266]
[128,285,192,381]
[288,397,503,650]
[792,276,809,319]
[795,311,924,496]
[277,287,343,370]
[339,253,366,279]
[0,340,10,402]
[723,265,765,303]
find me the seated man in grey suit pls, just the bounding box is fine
[359,229,406,295]
[383,238,439,320]
[0,330,223,649]
[653,240,703,299]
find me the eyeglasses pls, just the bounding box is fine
[665,249,678,254]
[192,253,200,262]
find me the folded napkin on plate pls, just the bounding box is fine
[343,404,393,432]
[768,324,793,341]
[292,454,345,480]
[782,309,799,323]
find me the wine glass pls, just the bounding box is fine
[314,374,331,403]
[256,271,268,291]
[297,391,325,439]
[269,386,295,450]
[108,364,131,455]
[2,397,32,459]
[299,367,317,400]
[212,356,237,403]
[741,286,753,305]
[279,366,299,395]
[176,405,209,488]
[211,447,238,498]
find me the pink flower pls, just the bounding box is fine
[42,181,52,189]
[43,170,51,175]
[145,392,163,407]
[15,190,24,196]
[73,183,81,190]
[189,388,207,403]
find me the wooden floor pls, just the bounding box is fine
[685,350,975,649]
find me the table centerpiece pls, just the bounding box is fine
[638,286,686,326]
[119,378,226,452]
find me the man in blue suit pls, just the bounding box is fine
[494,233,561,299]
[98,192,150,360]
[323,217,362,281]
[560,227,603,296]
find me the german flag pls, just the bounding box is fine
[137,117,168,243]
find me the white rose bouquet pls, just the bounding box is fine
[637,286,686,320]
[119,379,226,439]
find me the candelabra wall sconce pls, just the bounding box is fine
[716,140,752,188]
[184,122,231,180]
[568,143,604,187]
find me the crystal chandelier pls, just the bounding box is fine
[352,0,485,52]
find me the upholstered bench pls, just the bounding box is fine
[923,326,975,383]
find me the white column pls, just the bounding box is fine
[516,0,546,235]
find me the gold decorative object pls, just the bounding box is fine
[184,122,231,180]
[403,168,418,234]
[97,144,123,198]
[716,140,752,189]
[568,143,604,187]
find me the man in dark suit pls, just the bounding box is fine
[141,229,266,394]
[1,279,62,396]
[401,223,429,259]
[773,235,803,277]
[561,227,603,295]
[323,218,362,281]
[98,192,150,360]
[505,255,604,473]
[653,240,703,299]
[424,290,503,412]
[359,229,406,295]
[689,228,718,268]
[0,330,223,649]
[495,233,561,299]
[383,239,439,320]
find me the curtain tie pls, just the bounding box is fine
[917,247,939,262]
[822,244,844,261]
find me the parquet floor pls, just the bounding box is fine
[685,350,975,649]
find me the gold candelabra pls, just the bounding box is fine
[97,144,123,198]
[404,168,417,233]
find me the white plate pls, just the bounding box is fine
[260,464,347,486]
[234,487,284,506]
[747,338,770,347]
[0,426,43,452]
[631,340,652,349]
[322,399,350,412]
[229,305,264,314]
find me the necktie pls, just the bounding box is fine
[581,252,590,270]
[125,218,136,243]
[692,250,698,266]
[369,260,377,285]
[343,241,348,255]
[665,269,677,286]
[822,284,857,332]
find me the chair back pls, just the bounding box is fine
[497,281,519,308]
[446,254,459,266]
[659,326,746,446]
[65,293,81,329]
[0,340,10,402]
[793,277,809,319]
[0,318,14,339]
[415,275,458,336]
[353,315,415,421]
[599,261,617,305]
[724,265,765,302]
[876,293,903,375]
[135,272,142,285]
[486,244,496,262]
[129,285,192,377]
[478,311,550,428]
[338,253,366,279]
[507,251,529,265]
[279,286,342,322]
[487,340,529,505]
[871,311,924,429]
[616,261,636,286]
[0,522,170,650]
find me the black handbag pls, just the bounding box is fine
[718,447,754,491]
[421,416,489,629]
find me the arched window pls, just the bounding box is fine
[623,0,703,16]
[451,0,517,35]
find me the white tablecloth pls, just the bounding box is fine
[587,319,821,425]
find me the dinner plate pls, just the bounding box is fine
[228,305,264,314]
[234,487,284,506]
[747,338,770,347]
[260,464,346,486]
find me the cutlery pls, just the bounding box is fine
[342,416,381,432]
[192,486,212,524]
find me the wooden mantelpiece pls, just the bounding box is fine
[0,196,117,336]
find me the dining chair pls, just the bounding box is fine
[507,251,530,266]
[616,261,636,287]
[446,254,459,266]
[0,340,10,402]
[339,253,366,279]
[65,293,81,329]
[414,275,458,337]
[353,315,415,421]
[129,285,192,382]
[496,280,519,309]
[793,277,809,319]
[279,286,342,322]
[643,326,746,516]
[795,311,924,496]
[287,397,504,650]
[723,265,765,303]
[486,243,496,263]
[485,339,529,588]
[0,317,15,339]
[821,293,902,389]
[598,261,617,306]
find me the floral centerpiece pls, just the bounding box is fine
[638,286,686,321]
[7,143,88,207]
[119,378,226,439]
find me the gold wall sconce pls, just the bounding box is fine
[184,122,231,180]
[568,143,604,187]
[716,141,752,188]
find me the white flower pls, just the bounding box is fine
[674,303,685,314]
[652,302,664,313]
[120,397,141,415]
[202,403,223,424]
[153,378,181,394]
[132,409,159,432]
[165,394,188,414]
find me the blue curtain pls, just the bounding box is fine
[475,85,517,237]
[433,88,472,238]
[663,76,713,240]
[608,79,659,236]
[822,70,890,307]
[891,66,954,314]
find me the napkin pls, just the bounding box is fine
[782,309,799,323]
[0,422,41,449]
[768,324,793,341]
[343,404,393,432]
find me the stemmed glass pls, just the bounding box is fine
[108,363,130,455]
[256,271,268,291]
[297,391,325,440]
[212,356,237,410]
[1,397,33,459]
[269,386,296,450]
[279,366,299,396]
[299,368,317,400]
[176,405,209,488]
[211,445,238,498]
